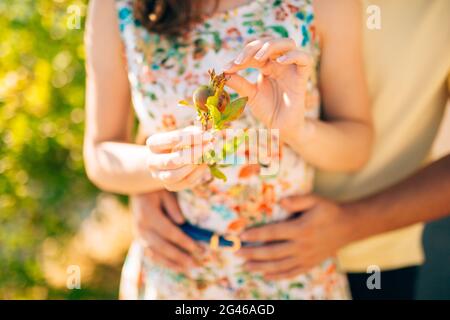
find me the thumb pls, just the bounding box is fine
[280,194,319,215]
[161,191,185,224]
[225,73,256,102]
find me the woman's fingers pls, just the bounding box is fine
[253,38,297,62]
[276,49,311,67]
[231,37,273,67]
[165,164,209,192]
[276,49,312,78]
[224,37,297,73]
[225,73,257,103]
[152,164,197,185]
[148,142,213,170]
[147,126,213,154]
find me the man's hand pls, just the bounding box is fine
[131,190,204,273]
[238,194,357,280]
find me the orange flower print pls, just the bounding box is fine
[287,4,300,13]
[259,183,276,215]
[238,164,260,178]
[223,27,243,50]
[227,218,247,233]
[275,7,288,21]
[162,114,177,130]
[262,183,276,204]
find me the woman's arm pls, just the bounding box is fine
[83,0,163,194]
[225,0,372,172]
[287,0,373,172]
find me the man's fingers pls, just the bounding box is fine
[150,208,203,255]
[225,73,256,103]
[237,241,295,261]
[142,231,196,268]
[144,248,186,273]
[161,191,185,224]
[240,220,297,242]
[147,126,213,154]
[245,257,299,274]
[280,194,319,216]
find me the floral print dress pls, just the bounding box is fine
[116,0,350,300]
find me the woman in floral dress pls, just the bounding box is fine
[84,0,372,299]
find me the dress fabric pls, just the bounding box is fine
[116,0,350,300]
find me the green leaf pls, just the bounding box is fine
[209,165,227,182]
[178,100,191,107]
[206,103,222,128]
[206,95,222,128]
[268,25,289,38]
[221,133,247,160]
[243,20,264,27]
[202,149,217,165]
[221,97,248,123]
[289,282,305,289]
[212,31,222,52]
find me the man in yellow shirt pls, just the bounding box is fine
[234,0,450,299]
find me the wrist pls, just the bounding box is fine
[281,118,316,150]
[340,200,375,244]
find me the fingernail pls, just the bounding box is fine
[254,49,266,60]
[234,53,244,65]
[276,55,287,63]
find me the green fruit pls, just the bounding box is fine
[193,85,214,112]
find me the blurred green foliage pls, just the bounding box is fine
[0,0,122,299]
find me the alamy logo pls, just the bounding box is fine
[67,5,82,30]
[366,265,381,290]
[66,265,81,289]
[366,5,382,30]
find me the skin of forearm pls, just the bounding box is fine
[344,154,450,243]
[284,118,373,172]
[84,141,164,195]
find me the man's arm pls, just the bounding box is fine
[347,154,450,242]
[237,154,450,277]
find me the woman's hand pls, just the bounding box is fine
[224,37,312,143]
[237,194,357,280]
[131,190,204,273]
[146,126,213,192]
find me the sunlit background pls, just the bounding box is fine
[0,0,132,299]
[0,0,449,300]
